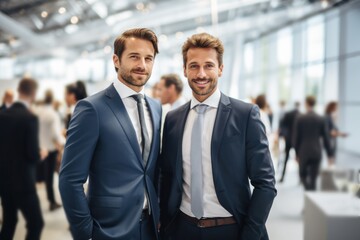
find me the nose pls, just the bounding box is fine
[138,58,146,69]
[197,67,206,78]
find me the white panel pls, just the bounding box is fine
[323,61,339,102]
[325,16,339,59]
[344,55,360,102]
[340,105,360,154]
[345,7,360,55]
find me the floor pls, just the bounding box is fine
[1,149,359,240]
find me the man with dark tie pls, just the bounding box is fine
[0,78,44,240]
[59,28,162,240]
[159,33,276,240]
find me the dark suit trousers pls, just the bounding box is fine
[280,141,292,181]
[299,157,321,190]
[0,192,44,240]
[43,150,58,204]
[165,213,239,240]
[139,211,157,240]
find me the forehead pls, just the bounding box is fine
[186,48,218,64]
[123,37,155,55]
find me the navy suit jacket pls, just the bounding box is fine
[160,93,276,240]
[59,84,162,240]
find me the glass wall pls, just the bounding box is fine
[241,0,360,156]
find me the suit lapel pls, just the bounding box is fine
[104,85,143,166]
[211,94,231,177]
[175,102,191,188]
[144,96,160,169]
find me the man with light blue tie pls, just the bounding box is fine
[59,28,162,240]
[159,33,277,240]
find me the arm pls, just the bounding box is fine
[242,105,277,240]
[59,100,99,240]
[26,116,41,164]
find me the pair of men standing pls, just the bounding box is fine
[59,28,276,240]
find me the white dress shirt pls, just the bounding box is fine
[113,79,153,209]
[35,104,65,151]
[180,88,232,218]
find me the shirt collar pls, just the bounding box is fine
[190,88,221,109]
[113,79,145,99]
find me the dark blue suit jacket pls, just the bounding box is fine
[59,84,162,240]
[160,93,276,240]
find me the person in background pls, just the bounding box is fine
[0,89,14,112]
[59,28,162,240]
[158,73,187,111]
[324,101,348,167]
[278,101,300,182]
[293,96,331,191]
[151,82,162,100]
[0,78,44,240]
[64,80,88,130]
[35,89,65,211]
[160,32,276,240]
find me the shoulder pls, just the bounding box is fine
[226,95,258,116]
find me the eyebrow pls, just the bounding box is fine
[127,52,154,58]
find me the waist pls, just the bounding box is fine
[179,211,236,228]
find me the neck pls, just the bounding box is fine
[118,77,143,93]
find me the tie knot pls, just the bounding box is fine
[194,104,208,114]
[131,94,143,103]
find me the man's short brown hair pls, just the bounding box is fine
[18,77,38,97]
[113,28,159,72]
[306,96,316,107]
[161,74,183,94]
[182,33,224,66]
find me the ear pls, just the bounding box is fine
[113,54,120,69]
[218,64,224,77]
[183,66,187,78]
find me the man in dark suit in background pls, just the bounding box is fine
[0,78,44,240]
[159,33,276,240]
[293,96,331,190]
[279,101,300,182]
[59,28,162,240]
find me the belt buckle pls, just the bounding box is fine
[197,219,206,228]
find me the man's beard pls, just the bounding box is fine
[120,67,150,87]
[189,77,217,96]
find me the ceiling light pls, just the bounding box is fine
[159,34,167,42]
[58,7,66,14]
[176,32,184,39]
[71,16,79,24]
[196,27,205,33]
[136,3,145,11]
[104,45,112,54]
[105,11,133,25]
[41,11,48,18]
[321,0,329,8]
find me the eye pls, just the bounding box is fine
[189,64,198,69]
[130,55,138,60]
[145,57,153,62]
[205,64,215,69]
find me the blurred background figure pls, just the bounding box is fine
[64,80,87,131]
[278,101,300,183]
[293,96,331,191]
[158,73,187,111]
[0,89,14,112]
[324,101,348,167]
[35,89,65,212]
[151,82,162,101]
[0,78,44,240]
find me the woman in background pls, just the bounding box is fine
[324,101,348,166]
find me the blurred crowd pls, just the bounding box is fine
[0,75,349,238]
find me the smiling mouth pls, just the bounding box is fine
[132,71,147,76]
[193,79,210,86]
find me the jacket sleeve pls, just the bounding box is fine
[59,100,99,240]
[241,105,277,240]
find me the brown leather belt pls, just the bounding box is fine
[180,212,236,228]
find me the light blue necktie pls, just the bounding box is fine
[191,104,208,219]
